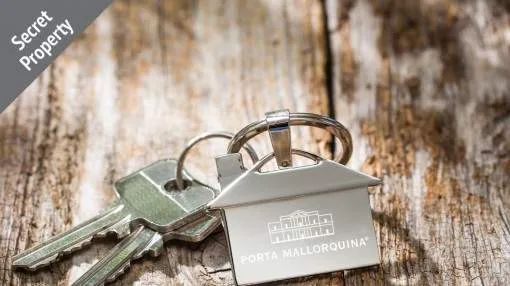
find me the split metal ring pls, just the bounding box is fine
[227,112,353,165]
[175,131,260,190]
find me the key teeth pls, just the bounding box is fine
[14,238,92,271]
[106,261,131,283]
[62,237,93,254]
[30,228,129,270]
[105,255,138,282]
[13,253,59,271]
[96,219,131,239]
[16,227,131,271]
[104,241,163,283]
[146,237,164,258]
[12,206,129,272]
[12,236,93,271]
[17,236,94,271]
[95,228,129,239]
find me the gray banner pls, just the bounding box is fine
[0,0,112,112]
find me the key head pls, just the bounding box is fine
[114,159,215,232]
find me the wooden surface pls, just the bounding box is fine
[1,0,509,285]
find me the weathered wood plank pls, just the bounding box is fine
[327,0,510,285]
[3,0,509,285]
[1,0,333,285]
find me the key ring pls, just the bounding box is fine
[175,131,260,190]
[227,112,353,164]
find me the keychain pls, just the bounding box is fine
[12,111,380,285]
[209,110,381,285]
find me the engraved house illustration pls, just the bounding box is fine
[208,153,381,286]
[268,210,334,244]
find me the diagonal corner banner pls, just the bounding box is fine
[0,0,113,113]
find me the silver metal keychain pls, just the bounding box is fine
[13,131,259,286]
[209,110,381,285]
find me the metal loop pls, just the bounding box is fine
[175,131,260,190]
[253,149,323,172]
[266,109,293,168]
[227,112,353,164]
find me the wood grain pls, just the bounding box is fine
[327,0,510,285]
[1,0,509,285]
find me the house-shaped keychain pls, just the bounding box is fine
[209,151,381,285]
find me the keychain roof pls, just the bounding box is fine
[208,151,380,209]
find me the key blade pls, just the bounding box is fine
[74,215,222,285]
[13,204,129,270]
[71,226,160,286]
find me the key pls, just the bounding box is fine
[70,154,246,286]
[12,159,216,270]
[71,213,221,285]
